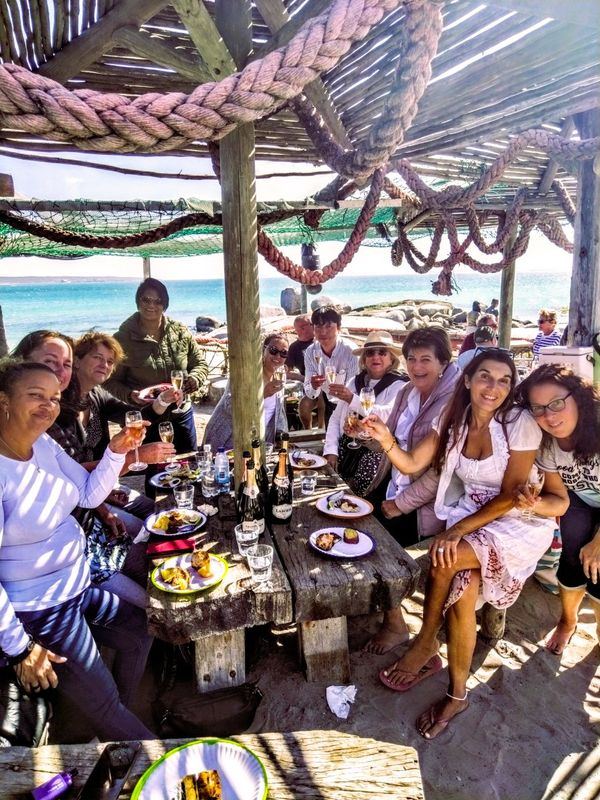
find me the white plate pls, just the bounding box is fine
[309,526,376,558]
[149,471,182,489]
[131,737,268,799]
[151,553,228,595]
[315,493,373,519]
[137,382,171,401]
[289,451,327,470]
[144,509,206,537]
[151,466,201,485]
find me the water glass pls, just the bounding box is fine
[201,466,218,498]
[234,522,260,556]
[173,483,194,509]
[246,544,274,584]
[301,470,318,495]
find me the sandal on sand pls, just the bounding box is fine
[417,693,469,740]
[379,654,443,692]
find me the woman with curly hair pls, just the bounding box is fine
[517,364,600,656]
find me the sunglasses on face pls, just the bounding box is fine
[267,345,288,358]
[365,348,389,357]
[140,296,163,306]
[473,346,514,359]
[529,391,572,417]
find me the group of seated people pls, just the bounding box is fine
[0,286,596,745]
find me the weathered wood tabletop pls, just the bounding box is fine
[1,730,424,799]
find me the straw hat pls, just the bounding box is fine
[352,330,403,358]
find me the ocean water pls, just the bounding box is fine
[0,270,570,349]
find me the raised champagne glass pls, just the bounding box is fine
[358,387,375,440]
[125,410,147,471]
[171,369,184,415]
[158,421,175,464]
[346,410,361,449]
[522,465,545,520]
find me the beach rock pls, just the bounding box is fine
[396,305,418,321]
[385,309,406,323]
[207,377,228,405]
[260,304,286,318]
[451,310,467,324]
[196,315,221,333]
[280,287,302,316]
[406,317,426,330]
[419,302,451,318]
[311,296,352,314]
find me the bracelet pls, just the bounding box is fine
[5,636,35,666]
[383,438,396,454]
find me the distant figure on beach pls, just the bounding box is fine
[286,315,325,429]
[457,325,498,370]
[533,309,561,359]
[105,278,208,453]
[458,314,498,355]
[465,301,483,334]
[303,306,359,429]
[364,350,566,739]
[517,365,600,658]
[485,298,499,318]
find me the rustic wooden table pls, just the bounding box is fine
[146,490,293,694]
[269,464,420,684]
[1,731,424,799]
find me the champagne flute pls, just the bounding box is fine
[158,421,175,464]
[171,369,184,414]
[125,410,147,472]
[314,345,323,376]
[523,465,545,520]
[360,387,375,416]
[346,410,361,449]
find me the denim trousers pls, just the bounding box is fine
[18,585,154,741]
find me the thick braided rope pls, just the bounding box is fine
[0,0,406,153]
[257,168,385,283]
[552,179,576,224]
[291,0,442,179]
[463,190,526,254]
[394,129,599,209]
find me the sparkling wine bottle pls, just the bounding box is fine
[268,449,293,524]
[237,460,265,533]
[251,438,269,498]
[236,450,251,513]
[279,432,295,484]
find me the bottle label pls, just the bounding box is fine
[274,477,289,488]
[255,517,265,533]
[272,503,292,520]
[244,487,259,498]
[242,521,258,532]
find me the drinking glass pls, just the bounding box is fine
[314,345,323,376]
[158,421,175,464]
[201,466,218,498]
[173,482,194,509]
[346,410,361,449]
[234,521,260,556]
[522,465,545,520]
[171,369,184,414]
[325,364,337,384]
[358,388,375,440]
[246,544,273,584]
[273,365,286,383]
[301,470,318,495]
[124,410,147,471]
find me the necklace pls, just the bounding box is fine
[0,432,39,471]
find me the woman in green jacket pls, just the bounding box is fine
[106,278,208,453]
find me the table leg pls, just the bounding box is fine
[194,628,246,693]
[299,617,351,683]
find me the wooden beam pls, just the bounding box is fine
[498,222,516,349]
[112,26,214,84]
[172,0,236,80]
[253,0,331,58]
[484,0,600,27]
[537,117,575,195]
[215,0,264,465]
[254,0,352,149]
[37,0,170,82]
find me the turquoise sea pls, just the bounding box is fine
[0,270,570,349]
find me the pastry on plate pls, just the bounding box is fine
[178,770,222,800]
[315,532,341,551]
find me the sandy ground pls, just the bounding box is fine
[67,405,600,800]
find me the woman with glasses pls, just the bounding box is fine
[533,309,561,359]
[203,333,289,450]
[106,278,208,453]
[363,350,567,738]
[517,364,600,656]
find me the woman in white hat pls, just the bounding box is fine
[324,331,406,497]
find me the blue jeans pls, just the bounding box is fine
[18,586,153,741]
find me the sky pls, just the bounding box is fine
[0,150,572,279]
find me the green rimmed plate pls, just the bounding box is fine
[150,553,228,595]
[131,737,268,799]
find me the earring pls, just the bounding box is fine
[3,409,8,422]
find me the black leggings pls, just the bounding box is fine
[557,490,600,601]
[367,482,420,548]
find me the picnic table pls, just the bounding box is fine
[1,730,424,799]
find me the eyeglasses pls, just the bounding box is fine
[473,346,514,359]
[538,318,549,325]
[267,345,288,358]
[529,392,572,417]
[140,296,163,306]
[365,348,389,357]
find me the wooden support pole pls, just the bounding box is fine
[142,256,151,279]
[216,0,263,477]
[568,109,600,351]
[498,224,517,350]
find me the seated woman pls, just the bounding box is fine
[360,327,461,654]
[0,360,153,741]
[203,333,289,450]
[324,330,406,497]
[364,350,568,739]
[517,364,600,656]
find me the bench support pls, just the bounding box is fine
[194,628,246,693]
[299,617,351,683]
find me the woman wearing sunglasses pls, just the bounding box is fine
[363,350,567,739]
[203,333,289,450]
[517,364,600,656]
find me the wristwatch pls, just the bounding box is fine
[5,636,35,666]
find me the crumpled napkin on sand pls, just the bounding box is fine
[326,685,357,719]
[133,526,149,544]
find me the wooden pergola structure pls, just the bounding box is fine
[0,0,598,458]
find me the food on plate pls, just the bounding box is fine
[294,454,315,467]
[169,464,201,482]
[157,474,181,487]
[191,549,212,578]
[160,566,191,591]
[343,528,360,545]
[154,510,199,534]
[144,386,164,400]
[178,770,222,800]
[327,495,359,513]
[315,532,341,551]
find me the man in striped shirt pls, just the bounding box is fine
[533,308,562,358]
[303,305,359,428]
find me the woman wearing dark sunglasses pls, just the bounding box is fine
[517,364,600,657]
[203,333,289,450]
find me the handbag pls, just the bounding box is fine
[0,668,51,746]
[337,434,385,497]
[152,682,263,739]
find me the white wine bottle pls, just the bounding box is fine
[268,449,293,524]
[237,460,265,533]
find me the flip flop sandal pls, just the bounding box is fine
[417,696,470,740]
[379,653,443,693]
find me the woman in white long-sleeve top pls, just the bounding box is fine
[0,360,153,742]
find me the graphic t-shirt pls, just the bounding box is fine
[537,439,600,508]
